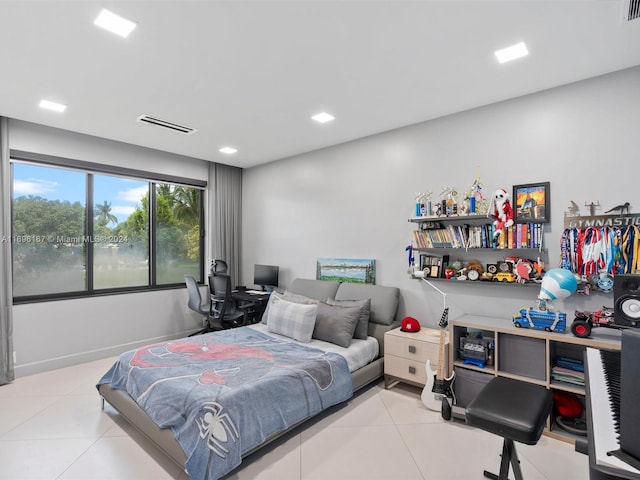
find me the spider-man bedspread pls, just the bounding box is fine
[97,327,353,480]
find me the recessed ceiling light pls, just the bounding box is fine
[311,112,335,124]
[94,9,137,38]
[494,42,528,64]
[39,99,67,112]
[219,146,238,155]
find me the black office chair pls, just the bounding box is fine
[184,274,214,336]
[211,259,228,275]
[209,273,250,329]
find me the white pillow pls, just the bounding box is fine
[267,295,318,343]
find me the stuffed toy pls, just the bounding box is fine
[489,188,514,245]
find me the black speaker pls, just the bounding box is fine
[614,274,640,327]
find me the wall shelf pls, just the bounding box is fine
[414,276,541,288]
[409,212,548,283]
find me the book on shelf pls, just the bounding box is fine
[551,355,585,386]
[457,225,469,249]
[551,367,585,386]
[413,230,431,249]
[413,220,543,250]
[555,356,584,372]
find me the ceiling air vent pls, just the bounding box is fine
[623,0,640,21]
[136,115,197,135]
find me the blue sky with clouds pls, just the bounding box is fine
[12,163,146,224]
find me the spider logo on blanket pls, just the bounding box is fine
[196,402,239,458]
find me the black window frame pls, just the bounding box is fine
[10,150,206,304]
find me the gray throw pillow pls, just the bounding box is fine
[312,302,361,348]
[326,297,371,339]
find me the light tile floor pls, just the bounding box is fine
[0,358,589,479]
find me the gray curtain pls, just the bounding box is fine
[0,117,15,385]
[209,163,242,287]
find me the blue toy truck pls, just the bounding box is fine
[513,308,567,332]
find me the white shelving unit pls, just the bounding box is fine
[450,314,622,444]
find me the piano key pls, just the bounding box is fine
[586,347,640,475]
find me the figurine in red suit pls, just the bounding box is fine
[490,188,514,245]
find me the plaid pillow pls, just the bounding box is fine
[261,291,318,324]
[267,295,318,343]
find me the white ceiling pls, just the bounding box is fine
[1,1,639,169]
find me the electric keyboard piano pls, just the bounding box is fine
[585,336,640,479]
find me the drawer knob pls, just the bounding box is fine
[408,345,416,354]
[408,366,416,374]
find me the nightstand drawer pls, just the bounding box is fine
[384,334,439,362]
[384,354,431,385]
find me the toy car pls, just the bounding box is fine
[493,272,516,283]
[570,307,625,338]
[513,308,567,332]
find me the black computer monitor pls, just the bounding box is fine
[254,264,279,291]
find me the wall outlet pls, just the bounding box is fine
[13,351,16,364]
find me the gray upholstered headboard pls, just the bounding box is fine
[287,278,400,356]
[286,278,340,301]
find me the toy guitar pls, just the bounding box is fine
[421,307,455,413]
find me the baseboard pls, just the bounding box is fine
[14,329,199,377]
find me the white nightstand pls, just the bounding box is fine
[384,327,449,389]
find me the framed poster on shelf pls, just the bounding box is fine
[513,182,550,223]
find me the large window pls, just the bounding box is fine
[11,160,204,300]
[12,164,86,296]
[93,174,149,289]
[155,184,203,284]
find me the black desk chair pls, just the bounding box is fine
[211,259,228,275]
[184,274,215,336]
[465,376,553,480]
[209,273,250,329]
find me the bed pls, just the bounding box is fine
[97,278,400,480]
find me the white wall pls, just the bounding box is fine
[8,121,212,376]
[242,66,640,327]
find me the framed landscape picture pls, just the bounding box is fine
[316,258,376,284]
[513,182,550,223]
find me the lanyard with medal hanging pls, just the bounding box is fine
[560,229,572,271]
[612,228,622,274]
[577,227,589,275]
[600,227,615,275]
[628,225,639,273]
[621,226,639,274]
[581,227,603,276]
